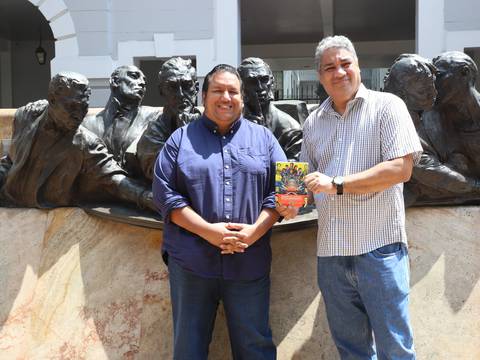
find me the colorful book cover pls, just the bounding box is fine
[275,161,309,208]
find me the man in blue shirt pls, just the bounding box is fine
[153,64,286,359]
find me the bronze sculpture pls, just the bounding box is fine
[408,51,480,205]
[0,72,154,210]
[137,57,201,181]
[82,65,159,176]
[1,51,480,213]
[238,57,302,160]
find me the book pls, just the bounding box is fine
[275,161,309,208]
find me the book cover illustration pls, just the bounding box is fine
[275,161,309,208]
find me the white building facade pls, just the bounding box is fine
[0,0,479,107]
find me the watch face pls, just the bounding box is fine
[334,176,344,186]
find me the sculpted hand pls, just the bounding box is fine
[139,190,156,211]
[304,172,335,194]
[275,204,299,220]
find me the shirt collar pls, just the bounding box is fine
[324,83,368,115]
[200,114,243,135]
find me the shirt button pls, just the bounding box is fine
[226,214,230,219]
[226,198,231,202]
[225,165,229,169]
[222,136,226,139]
[226,181,230,185]
[213,130,217,133]
[224,149,228,153]
[230,130,233,134]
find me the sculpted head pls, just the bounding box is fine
[48,72,91,131]
[384,54,437,112]
[110,65,146,104]
[314,35,361,106]
[238,57,275,107]
[433,51,478,105]
[158,57,199,115]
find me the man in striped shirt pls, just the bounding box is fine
[278,36,422,359]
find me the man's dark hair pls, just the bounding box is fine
[202,64,242,93]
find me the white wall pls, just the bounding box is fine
[416,0,480,59]
[44,0,240,106]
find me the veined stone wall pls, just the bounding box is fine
[0,207,479,359]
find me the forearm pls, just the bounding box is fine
[344,155,413,194]
[170,206,213,239]
[250,208,280,241]
[305,155,414,195]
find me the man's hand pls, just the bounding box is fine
[223,223,258,248]
[275,204,299,220]
[304,172,336,194]
[204,223,248,255]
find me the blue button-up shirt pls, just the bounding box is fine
[153,115,287,280]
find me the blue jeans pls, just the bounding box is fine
[317,243,415,360]
[168,258,276,360]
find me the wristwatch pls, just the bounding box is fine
[332,176,344,195]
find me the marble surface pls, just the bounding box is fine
[0,206,479,359]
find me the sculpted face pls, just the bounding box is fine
[241,64,274,107]
[203,70,243,132]
[113,66,146,102]
[385,57,437,112]
[50,77,91,131]
[160,66,198,115]
[434,58,471,105]
[405,71,437,111]
[318,47,361,106]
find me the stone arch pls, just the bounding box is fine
[27,0,79,56]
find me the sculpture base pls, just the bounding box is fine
[0,206,479,359]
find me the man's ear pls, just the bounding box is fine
[48,94,55,106]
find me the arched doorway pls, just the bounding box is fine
[0,0,56,107]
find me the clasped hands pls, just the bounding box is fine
[205,222,257,255]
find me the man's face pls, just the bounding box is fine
[318,47,361,104]
[203,71,243,130]
[51,84,91,130]
[241,65,274,106]
[114,67,146,102]
[160,69,198,114]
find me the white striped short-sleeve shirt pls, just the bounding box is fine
[301,84,422,257]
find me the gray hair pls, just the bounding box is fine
[314,35,357,70]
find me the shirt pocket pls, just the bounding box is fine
[235,148,269,175]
